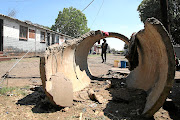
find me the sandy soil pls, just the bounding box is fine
[0,54,180,120]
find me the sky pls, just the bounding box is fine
[0,0,144,51]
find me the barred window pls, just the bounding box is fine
[56,35,59,44]
[52,34,55,44]
[19,25,28,40]
[40,31,45,43]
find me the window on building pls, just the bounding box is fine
[47,33,50,46]
[29,29,35,39]
[19,25,28,40]
[40,31,45,43]
[52,34,55,44]
[56,35,59,44]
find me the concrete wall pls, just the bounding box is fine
[0,15,70,55]
[35,28,47,52]
[1,17,46,53]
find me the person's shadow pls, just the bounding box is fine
[16,86,62,113]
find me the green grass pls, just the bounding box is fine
[88,54,101,58]
[22,85,30,90]
[0,86,30,96]
[88,53,113,57]
[0,87,16,95]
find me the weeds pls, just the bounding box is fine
[0,86,29,96]
[0,87,16,95]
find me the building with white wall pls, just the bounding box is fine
[0,14,73,56]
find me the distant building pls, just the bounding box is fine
[0,14,73,56]
[91,42,110,54]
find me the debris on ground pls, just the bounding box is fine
[0,56,179,120]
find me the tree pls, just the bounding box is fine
[51,7,90,38]
[137,0,180,44]
[137,0,161,22]
[169,1,180,44]
[110,48,116,54]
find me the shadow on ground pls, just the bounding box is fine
[16,86,63,113]
[162,79,180,120]
[103,79,150,120]
[7,76,40,79]
[91,74,180,120]
[90,70,151,120]
[15,77,180,119]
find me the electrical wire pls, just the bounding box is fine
[58,0,95,33]
[81,0,95,12]
[0,45,36,85]
[90,0,104,29]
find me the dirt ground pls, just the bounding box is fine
[0,54,180,120]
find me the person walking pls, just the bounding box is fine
[101,39,108,63]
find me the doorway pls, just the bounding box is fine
[0,19,3,51]
[47,33,50,46]
[52,34,55,45]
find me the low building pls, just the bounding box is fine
[90,42,111,55]
[0,14,73,56]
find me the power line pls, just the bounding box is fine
[64,0,95,27]
[0,46,35,85]
[5,0,31,2]
[57,0,95,35]
[90,0,104,29]
[81,0,95,12]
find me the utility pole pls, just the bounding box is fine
[160,0,170,33]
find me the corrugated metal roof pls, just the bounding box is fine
[0,13,74,39]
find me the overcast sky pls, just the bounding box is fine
[0,0,144,50]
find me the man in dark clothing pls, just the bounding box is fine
[101,39,108,63]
